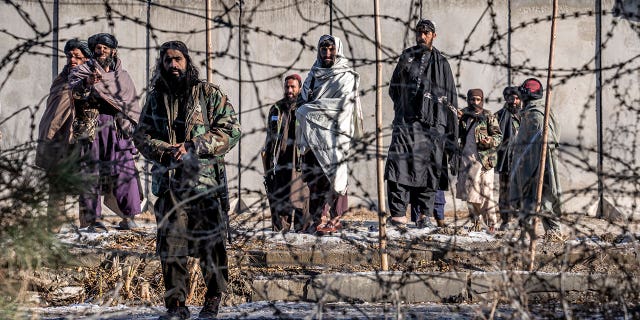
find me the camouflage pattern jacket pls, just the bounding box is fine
[459,107,503,170]
[134,80,241,197]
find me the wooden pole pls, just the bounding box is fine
[206,0,213,82]
[374,0,388,271]
[52,0,59,80]
[529,0,559,271]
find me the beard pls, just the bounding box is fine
[160,67,188,93]
[284,93,298,104]
[320,55,335,68]
[417,40,433,50]
[97,54,114,69]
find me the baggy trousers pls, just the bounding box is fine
[154,191,228,308]
[387,180,436,222]
[78,114,141,226]
[302,152,348,230]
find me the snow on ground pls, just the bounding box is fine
[30,301,629,319]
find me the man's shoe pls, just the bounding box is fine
[316,221,341,235]
[416,216,435,229]
[85,221,108,233]
[436,219,446,228]
[387,216,407,231]
[118,218,138,230]
[199,295,221,319]
[159,306,190,320]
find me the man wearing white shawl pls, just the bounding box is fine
[296,34,363,235]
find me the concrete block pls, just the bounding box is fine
[470,271,604,301]
[251,277,308,301]
[306,272,467,303]
[589,197,625,222]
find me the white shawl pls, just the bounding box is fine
[296,35,363,194]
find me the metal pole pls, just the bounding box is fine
[206,0,214,82]
[530,0,559,272]
[507,0,512,86]
[374,0,388,271]
[329,0,333,35]
[143,0,151,213]
[595,0,604,219]
[146,0,151,84]
[52,0,59,80]
[237,0,243,213]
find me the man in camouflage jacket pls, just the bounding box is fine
[134,41,240,320]
[262,74,309,232]
[456,89,502,233]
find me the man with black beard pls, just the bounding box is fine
[296,35,363,235]
[135,41,240,320]
[494,86,522,230]
[385,19,459,229]
[262,74,309,232]
[69,33,141,232]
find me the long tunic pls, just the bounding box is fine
[385,46,458,190]
[36,66,74,170]
[494,104,521,174]
[456,122,495,204]
[508,99,562,218]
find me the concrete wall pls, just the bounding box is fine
[0,0,638,217]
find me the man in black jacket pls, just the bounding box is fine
[385,19,459,229]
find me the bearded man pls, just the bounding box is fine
[262,74,309,232]
[69,33,141,232]
[36,39,91,230]
[385,19,459,229]
[296,34,364,235]
[509,78,563,236]
[494,86,522,230]
[134,41,240,320]
[456,89,502,233]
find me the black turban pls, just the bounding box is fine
[502,86,520,100]
[416,19,436,33]
[88,33,118,52]
[63,39,92,59]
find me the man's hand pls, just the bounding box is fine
[170,143,188,161]
[86,69,102,86]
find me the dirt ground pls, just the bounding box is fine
[26,205,636,311]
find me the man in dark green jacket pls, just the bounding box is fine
[134,41,240,320]
[509,78,562,236]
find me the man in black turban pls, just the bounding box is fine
[385,18,459,229]
[494,86,522,230]
[69,33,142,232]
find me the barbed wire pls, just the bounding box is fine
[1,0,640,319]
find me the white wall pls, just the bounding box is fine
[1,0,638,217]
